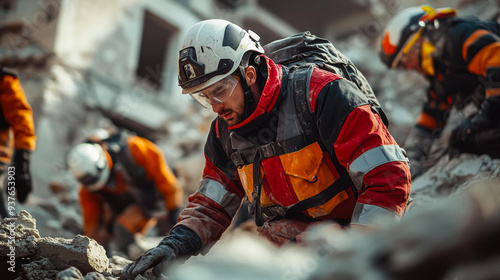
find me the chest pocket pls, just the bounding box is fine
[280,142,348,218]
[237,142,349,219]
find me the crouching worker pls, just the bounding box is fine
[121,19,411,279]
[379,6,500,177]
[67,130,183,255]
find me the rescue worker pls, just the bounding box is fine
[121,19,411,279]
[379,6,500,177]
[0,66,36,218]
[67,130,183,254]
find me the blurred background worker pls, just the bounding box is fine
[67,129,183,255]
[0,66,36,218]
[379,6,500,177]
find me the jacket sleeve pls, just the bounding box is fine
[417,88,451,132]
[0,75,36,151]
[79,187,103,239]
[311,73,411,226]
[454,22,500,118]
[175,119,244,250]
[127,136,183,211]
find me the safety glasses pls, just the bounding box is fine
[189,75,239,108]
[391,24,423,69]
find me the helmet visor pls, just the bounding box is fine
[189,75,239,108]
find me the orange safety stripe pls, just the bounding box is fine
[416,112,437,130]
[486,88,500,97]
[467,42,500,76]
[462,29,491,61]
[382,32,397,56]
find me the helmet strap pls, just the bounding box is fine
[239,65,255,118]
[239,52,262,119]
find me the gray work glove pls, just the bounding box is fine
[120,244,176,279]
[120,225,201,279]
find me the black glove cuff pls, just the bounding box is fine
[13,149,31,164]
[480,96,500,120]
[159,225,202,258]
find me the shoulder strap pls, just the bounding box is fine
[0,67,18,78]
[103,132,150,186]
[289,65,358,201]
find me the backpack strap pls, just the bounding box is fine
[289,66,357,208]
[103,131,159,212]
[0,67,18,78]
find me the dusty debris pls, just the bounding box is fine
[0,211,39,258]
[84,271,110,280]
[108,255,133,276]
[20,258,59,280]
[0,211,117,280]
[164,180,500,280]
[36,235,109,274]
[56,266,84,280]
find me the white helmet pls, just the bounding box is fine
[67,143,110,192]
[178,19,264,95]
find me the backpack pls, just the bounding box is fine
[263,31,388,126]
[89,130,160,213]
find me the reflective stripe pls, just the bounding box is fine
[348,145,408,190]
[351,203,401,225]
[197,179,241,217]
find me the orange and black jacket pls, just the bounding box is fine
[79,135,183,237]
[175,56,411,249]
[416,16,500,132]
[0,68,36,164]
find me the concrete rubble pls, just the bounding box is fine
[0,210,136,280]
[163,180,500,280]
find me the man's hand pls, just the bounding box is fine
[120,244,176,279]
[11,149,32,203]
[120,225,201,279]
[449,114,491,152]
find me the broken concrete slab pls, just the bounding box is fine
[36,235,109,274]
[0,210,39,257]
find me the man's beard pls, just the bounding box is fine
[218,108,245,126]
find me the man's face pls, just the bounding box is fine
[211,78,246,126]
[398,48,420,71]
[397,40,423,73]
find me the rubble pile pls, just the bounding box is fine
[165,180,500,280]
[0,211,150,280]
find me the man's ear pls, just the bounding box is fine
[245,66,257,86]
